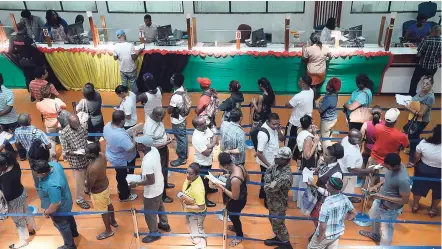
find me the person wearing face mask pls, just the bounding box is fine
[31,159,79,249]
[191,116,218,207]
[139,14,158,43]
[85,142,118,240]
[59,113,90,209]
[215,152,249,247]
[180,163,207,249]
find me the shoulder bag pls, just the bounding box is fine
[349,90,372,123]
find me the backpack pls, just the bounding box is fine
[0,190,7,220]
[203,89,220,118]
[250,124,270,151]
[27,129,50,161]
[174,90,192,117]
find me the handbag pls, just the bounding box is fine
[76,99,89,125]
[403,114,419,135]
[301,186,318,216]
[349,90,372,123]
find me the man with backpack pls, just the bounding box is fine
[14,113,51,160]
[255,113,285,206]
[195,77,219,134]
[168,73,191,167]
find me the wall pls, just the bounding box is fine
[1,1,439,43]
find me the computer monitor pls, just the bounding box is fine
[67,22,84,37]
[347,25,362,40]
[252,28,265,43]
[157,25,173,40]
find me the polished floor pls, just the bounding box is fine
[0,89,440,249]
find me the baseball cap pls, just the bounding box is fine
[276,147,292,160]
[134,135,153,146]
[385,108,400,123]
[116,29,126,37]
[328,177,343,190]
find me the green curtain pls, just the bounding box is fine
[183,55,391,94]
[0,54,26,89]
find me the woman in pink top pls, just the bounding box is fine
[360,106,384,167]
[35,84,66,160]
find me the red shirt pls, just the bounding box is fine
[29,79,59,101]
[371,124,409,164]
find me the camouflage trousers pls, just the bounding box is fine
[268,209,290,242]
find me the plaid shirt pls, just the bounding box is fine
[315,193,354,240]
[418,36,441,69]
[14,125,50,151]
[29,79,59,101]
[59,123,88,169]
[220,121,246,165]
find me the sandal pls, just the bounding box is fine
[227,225,235,232]
[96,231,114,240]
[411,205,419,214]
[429,209,438,218]
[229,238,242,247]
[359,230,380,242]
[9,242,29,249]
[76,201,90,209]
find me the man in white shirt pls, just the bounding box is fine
[256,113,285,205]
[139,14,158,43]
[113,29,143,95]
[284,76,314,151]
[168,73,189,167]
[143,107,174,203]
[130,135,171,244]
[115,85,137,129]
[338,129,374,202]
[137,73,162,120]
[192,116,217,207]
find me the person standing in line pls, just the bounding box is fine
[256,113,284,205]
[251,77,275,128]
[284,76,314,151]
[360,106,384,167]
[408,25,441,96]
[59,113,90,209]
[0,73,27,158]
[77,83,104,142]
[14,113,51,161]
[308,177,357,249]
[343,74,373,131]
[20,10,45,42]
[220,109,246,166]
[115,85,138,129]
[129,135,171,243]
[359,153,411,246]
[113,30,143,95]
[85,142,118,240]
[143,107,175,203]
[31,159,79,249]
[219,80,244,122]
[216,152,249,247]
[29,67,59,102]
[195,77,219,132]
[168,73,190,167]
[316,77,341,149]
[103,110,137,202]
[139,14,158,43]
[191,116,217,207]
[138,73,162,121]
[0,152,36,249]
[263,147,294,249]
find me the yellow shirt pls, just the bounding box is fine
[182,176,206,213]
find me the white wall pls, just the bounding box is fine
[1,1,439,43]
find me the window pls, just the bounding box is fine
[194,1,305,13]
[25,1,62,11]
[352,1,442,13]
[107,1,145,13]
[61,2,98,12]
[145,1,183,13]
[0,2,25,10]
[390,1,441,12]
[106,1,183,13]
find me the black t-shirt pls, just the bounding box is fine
[9,34,36,59]
[0,163,24,201]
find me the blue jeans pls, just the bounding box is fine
[369,199,402,246]
[172,121,188,160]
[120,70,138,95]
[408,121,428,162]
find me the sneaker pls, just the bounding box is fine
[120,194,138,202]
[142,235,161,243]
[170,159,187,167]
[158,223,171,232]
[163,196,174,203]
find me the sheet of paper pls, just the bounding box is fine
[127,123,144,136]
[302,167,314,183]
[207,172,226,186]
[395,94,412,105]
[126,174,142,184]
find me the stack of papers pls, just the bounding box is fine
[207,172,226,186]
[0,132,13,145]
[302,168,314,183]
[395,94,412,105]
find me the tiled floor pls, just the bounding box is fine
[0,90,440,249]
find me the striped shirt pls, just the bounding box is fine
[14,125,50,152]
[0,85,18,124]
[220,121,246,165]
[418,36,441,70]
[315,193,354,240]
[29,79,59,101]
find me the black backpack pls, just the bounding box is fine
[27,129,50,161]
[250,125,270,151]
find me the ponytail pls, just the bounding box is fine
[372,112,381,126]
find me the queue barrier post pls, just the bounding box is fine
[354,172,374,227]
[222,208,228,249]
[131,208,143,249]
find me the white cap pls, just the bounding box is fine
[385,108,400,123]
[134,135,153,146]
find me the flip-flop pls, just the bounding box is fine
[359,230,380,242]
[96,231,114,240]
[229,238,242,247]
[111,221,119,228]
[9,242,29,249]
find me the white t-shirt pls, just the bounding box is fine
[417,140,441,168]
[169,86,187,124]
[256,122,280,167]
[114,42,137,73]
[141,147,164,198]
[288,89,314,127]
[144,88,162,120]
[296,129,313,152]
[119,91,138,127]
[192,128,214,166]
[338,136,363,173]
[143,116,167,147]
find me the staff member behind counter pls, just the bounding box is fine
[405,14,432,43]
[139,14,158,43]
